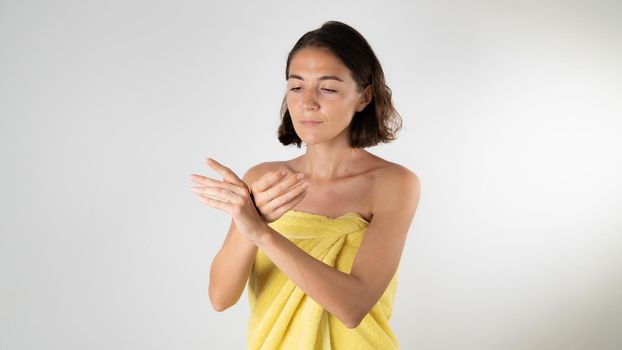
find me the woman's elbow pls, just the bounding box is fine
[211,300,228,312]
[209,290,235,312]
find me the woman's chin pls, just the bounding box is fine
[298,135,325,146]
[293,129,318,144]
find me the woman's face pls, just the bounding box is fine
[286,47,372,146]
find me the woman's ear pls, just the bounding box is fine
[356,84,373,112]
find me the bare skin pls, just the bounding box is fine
[254,152,394,223]
[190,46,421,328]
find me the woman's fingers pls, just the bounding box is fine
[253,170,305,206]
[194,192,235,213]
[191,175,247,197]
[252,169,288,194]
[269,183,308,217]
[206,158,244,186]
[263,180,308,213]
[191,174,221,186]
[269,173,305,203]
[192,185,241,204]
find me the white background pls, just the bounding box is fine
[1,0,621,349]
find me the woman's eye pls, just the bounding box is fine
[288,87,336,93]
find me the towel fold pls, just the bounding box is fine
[246,209,400,349]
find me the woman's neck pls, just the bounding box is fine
[300,144,368,181]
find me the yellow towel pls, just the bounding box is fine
[246,209,400,349]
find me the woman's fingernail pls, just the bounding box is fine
[296,173,304,180]
[281,169,287,176]
[300,182,308,189]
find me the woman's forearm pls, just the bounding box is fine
[252,225,362,328]
[209,233,258,311]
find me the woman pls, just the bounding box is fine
[191,20,420,349]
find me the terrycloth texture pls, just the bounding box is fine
[246,209,400,349]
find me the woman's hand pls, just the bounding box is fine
[250,169,308,223]
[190,158,266,243]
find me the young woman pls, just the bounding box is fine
[191,20,421,349]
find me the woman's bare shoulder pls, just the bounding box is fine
[367,152,416,176]
[381,160,417,177]
[369,158,421,216]
[371,158,420,191]
[242,160,290,184]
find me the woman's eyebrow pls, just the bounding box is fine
[287,74,344,82]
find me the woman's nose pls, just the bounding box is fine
[301,90,319,111]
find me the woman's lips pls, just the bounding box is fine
[301,120,323,126]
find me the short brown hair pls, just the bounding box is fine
[277,20,402,148]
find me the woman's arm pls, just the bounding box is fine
[251,166,421,328]
[207,163,267,311]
